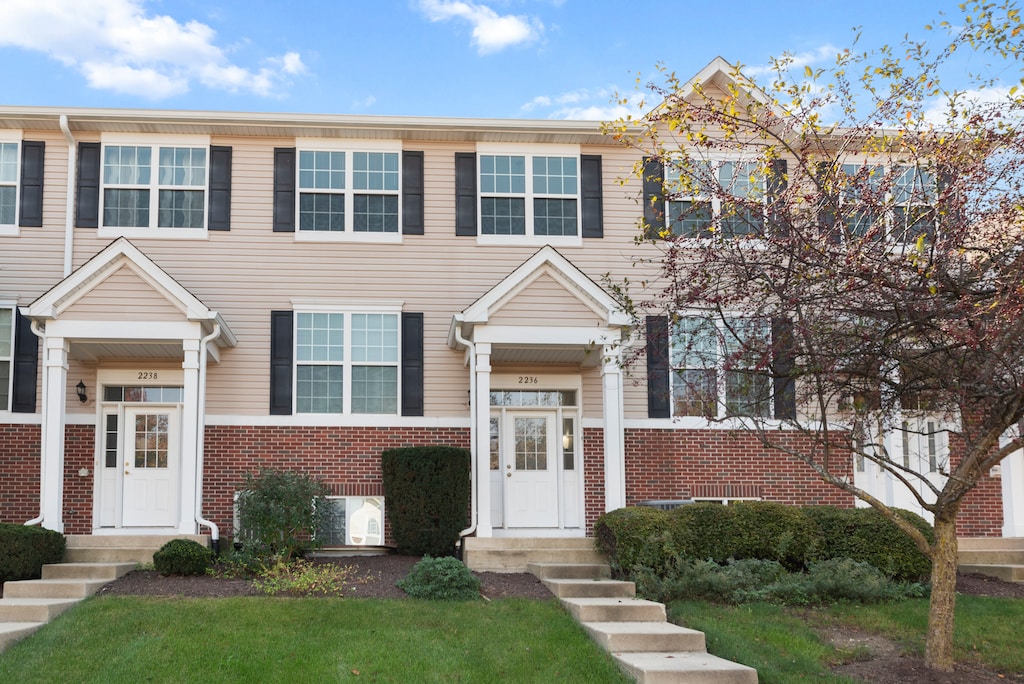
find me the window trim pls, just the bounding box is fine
[96,133,212,239]
[0,130,22,236]
[291,301,403,415]
[664,156,768,239]
[836,160,938,244]
[475,143,583,246]
[0,304,13,411]
[293,138,403,243]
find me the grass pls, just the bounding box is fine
[0,596,632,684]
[669,595,1024,683]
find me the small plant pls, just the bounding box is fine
[253,558,358,597]
[396,556,481,600]
[152,539,214,576]
[235,468,332,561]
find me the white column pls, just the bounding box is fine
[475,343,493,537]
[1001,448,1024,537]
[41,336,69,532]
[602,345,626,512]
[177,338,201,533]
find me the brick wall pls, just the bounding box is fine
[0,424,41,525]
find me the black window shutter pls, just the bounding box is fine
[455,152,477,236]
[937,164,961,236]
[76,142,101,228]
[581,154,603,238]
[402,151,424,235]
[12,309,39,413]
[401,312,424,416]
[208,145,232,231]
[269,311,294,415]
[642,157,664,239]
[771,318,796,420]
[19,141,45,228]
[273,148,296,233]
[767,158,788,237]
[646,315,671,418]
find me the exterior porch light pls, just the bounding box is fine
[76,380,87,403]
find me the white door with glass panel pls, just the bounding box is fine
[121,406,180,527]
[504,412,559,528]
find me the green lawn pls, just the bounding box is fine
[0,596,632,684]
[669,596,1024,684]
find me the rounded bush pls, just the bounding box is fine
[728,502,817,570]
[668,503,740,561]
[153,539,214,576]
[0,524,66,583]
[593,506,670,575]
[396,556,481,600]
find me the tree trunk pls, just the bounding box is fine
[925,511,959,672]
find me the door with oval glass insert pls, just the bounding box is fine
[504,411,559,527]
[121,406,180,527]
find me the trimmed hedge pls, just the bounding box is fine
[594,502,933,583]
[0,524,66,583]
[153,539,214,576]
[381,445,471,557]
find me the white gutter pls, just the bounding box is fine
[454,321,478,540]
[23,320,47,526]
[195,323,222,550]
[58,115,76,277]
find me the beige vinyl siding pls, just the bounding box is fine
[60,265,186,321]
[61,135,660,419]
[488,272,605,327]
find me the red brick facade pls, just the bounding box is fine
[0,422,1008,538]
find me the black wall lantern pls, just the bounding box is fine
[76,380,87,403]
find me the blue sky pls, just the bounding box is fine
[0,0,1008,119]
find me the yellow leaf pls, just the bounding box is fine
[804,65,813,78]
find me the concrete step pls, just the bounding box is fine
[0,622,44,652]
[542,578,635,599]
[959,563,1024,583]
[583,621,707,653]
[0,598,80,622]
[64,534,209,564]
[463,537,606,572]
[561,597,666,623]
[527,562,611,579]
[614,651,758,684]
[42,562,136,581]
[2,578,109,599]
[958,537,1024,551]
[959,549,1024,565]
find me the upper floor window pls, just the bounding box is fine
[0,307,12,411]
[479,153,579,238]
[671,316,773,418]
[839,163,936,242]
[298,150,400,234]
[0,143,18,227]
[666,160,765,238]
[295,311,399,414]
[102,144,207,229]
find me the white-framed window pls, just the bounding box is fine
[295,140,401,239]
[294,310,400,414]
[901,415,948,474]
[666,160,765,238]
[671,316,773,418]
[0,306,12,410]
[477,144,581,242]
[315,496,385,546]
[0,141,19,230]
[839,163,936,242]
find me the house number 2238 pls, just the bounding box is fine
[137,372,159,380]
[518,376,538,385]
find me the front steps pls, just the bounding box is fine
[0,534,208,654]
[462,536,605,572]
[529,560,757,684]
[959,537,1024,583]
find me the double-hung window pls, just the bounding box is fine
[0,306,12,410]
[296,140,401,238]
[101,137,208,230]
[477,145,581,241]
[0,141,18,230]
[838,163,935,242]
[667,160,765,238]
[671,316,772,418]
[295,310,400,414]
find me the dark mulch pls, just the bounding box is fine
[95,553,553,600]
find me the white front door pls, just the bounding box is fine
[121,406,180,527]
[504,411,559,528]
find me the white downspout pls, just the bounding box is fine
[195,323,222,551]
[455,323,478,540]
[58,115,76,277]
[23,320,47,526]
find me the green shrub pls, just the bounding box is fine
[729,502,817,570]
[0,524,66,583]
[235,468,332,561]
[804,506,933,582]
[381,446,470,557]
[253,558,356,596]
[396,556,481,600]
[152,539,214,576]
[593,506,670,576]
[636,557,789,604]
[668,503,742,561]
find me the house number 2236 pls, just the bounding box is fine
[518,376,538,385]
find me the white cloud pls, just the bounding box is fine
[922,86,1021,126]
[521,87,647,121]
[417,0,541,54]
[743,44,841,78]
[0,0,304,100]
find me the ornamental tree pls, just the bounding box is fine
[607,2,1024,672]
